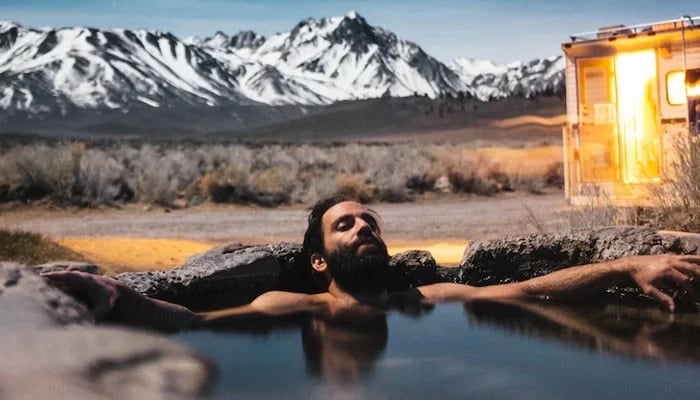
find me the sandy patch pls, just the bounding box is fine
[58,237,217,273]
[58,236,469,273]
[388,241,468,267]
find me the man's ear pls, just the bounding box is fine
[310,253,327,273]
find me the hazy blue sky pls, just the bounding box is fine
[2,0,698,63]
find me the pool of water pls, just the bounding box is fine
[175,301,700,400]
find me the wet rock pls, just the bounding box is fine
[0,262,215,399]
[459,227,700,308]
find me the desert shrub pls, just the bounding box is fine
[0,141,565,207]
[0,229,85,265]
[335,174,375,203]
[78,149,129,205]
[543,161,564,188]
[0,143,84,204]
[447,167,499,196]
[645,136,700,231]
[406,173,437,194]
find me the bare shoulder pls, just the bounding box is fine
[251,290,331,314]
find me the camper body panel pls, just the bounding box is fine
[562,20,700,207]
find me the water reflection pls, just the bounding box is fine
[191,300,700,390]
[464,300,700,363]
[302,314,387,383]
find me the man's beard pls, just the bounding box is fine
[324,239,390,295]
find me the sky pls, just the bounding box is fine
[1,0,698,63]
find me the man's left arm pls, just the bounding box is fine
[418,254,700,311]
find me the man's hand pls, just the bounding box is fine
[42,271,121,321]
[621,254,700,312]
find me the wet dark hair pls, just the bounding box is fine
[302,195,353,258]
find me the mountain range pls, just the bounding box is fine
[0,11,564,117]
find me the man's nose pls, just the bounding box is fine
[355,218,373,237]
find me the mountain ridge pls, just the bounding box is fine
[0,12,564,117]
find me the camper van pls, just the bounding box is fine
[562,16,700,206]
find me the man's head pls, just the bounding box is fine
[302,196,390,293]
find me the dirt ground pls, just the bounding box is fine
[0,192,569,270]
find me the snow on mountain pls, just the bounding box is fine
[0,13,564,114]
[466,55,564,100]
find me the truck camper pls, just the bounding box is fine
[562,16,700,206]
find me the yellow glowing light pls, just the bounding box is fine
[667,70,700,104]
[615,50,661,183]
[667,71,687,105]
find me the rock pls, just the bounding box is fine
[434,175,452,193]
[387,250,442,290]
[0,327,215,399]
[0,262,91,327]
[459,227,700,308]
[117,243,451,310]
[117,242,312,311]
[0,262,215,399]
[32,260,100,275]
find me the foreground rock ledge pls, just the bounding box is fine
[0,262,214,399]
[116,226,700,311]
[460,226,700,308]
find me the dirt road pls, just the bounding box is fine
[0,193,568,244]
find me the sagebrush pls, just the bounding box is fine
[0,142,563,207]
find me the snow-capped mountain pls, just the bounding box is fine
[0,12,564,115]
[450,56,565,100]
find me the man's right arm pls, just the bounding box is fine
[42,271,326,331]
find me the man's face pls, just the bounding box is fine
[320,201,390,292]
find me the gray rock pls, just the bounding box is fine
[32,260,100,275]
[0,263,215,399]
[387,250,443,290]
[117,243,453,310]
[459,227,700,308]
[0,261,91,327]
[117,242,311,311]
[0,326,215,399]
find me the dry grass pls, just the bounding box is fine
[0,142,563,208]
[644,136,700,232]
[0,228,86,265]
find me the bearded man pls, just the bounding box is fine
[43,196,700,331]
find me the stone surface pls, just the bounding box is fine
[117,243,452,310]
[0,261,91,327]
[0,327,215,400]
[117,242,313,311]
[387,250,444,290]
[0,262,215,399]
[32,260,100,275]
[459,227,700,308]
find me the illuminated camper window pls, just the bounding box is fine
[667,69,700,105]
[667,71,686,105]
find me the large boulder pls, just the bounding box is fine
[459,227,700,308]
[116,243,312,311]
[387,250,459,290]
[116,243,450,310]
[0,262,214,399]
[0,261,91,327]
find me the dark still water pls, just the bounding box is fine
[175,301,700,400]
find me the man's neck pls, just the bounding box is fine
[327,280,389,307]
